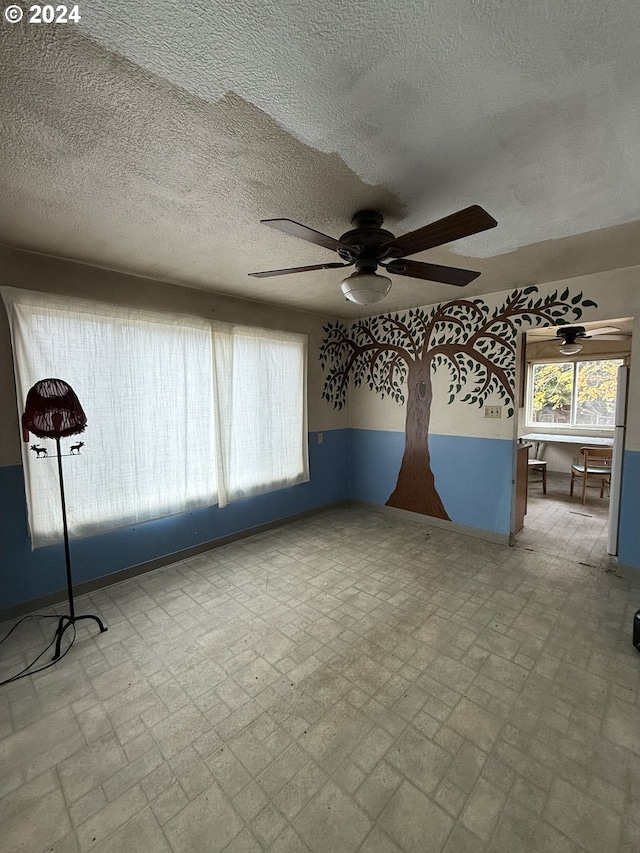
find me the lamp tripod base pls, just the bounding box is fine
[53,614,108,661]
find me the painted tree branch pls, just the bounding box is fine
[423,299,484,346]
[428,343,513,401]
[320,287,596,415]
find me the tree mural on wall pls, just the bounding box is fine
[320,287,597,519]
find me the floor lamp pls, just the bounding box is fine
[23,378,107,660]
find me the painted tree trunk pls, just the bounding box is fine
[386,359,450,519]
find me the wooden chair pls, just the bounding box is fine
[570,446,613,504]
[527,458,548,494]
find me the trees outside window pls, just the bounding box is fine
[529,359,622,427]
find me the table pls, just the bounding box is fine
[519,433,613,462]
[520,433,614,446]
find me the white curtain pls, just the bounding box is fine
[3,287,217,548]
[212,322,309,507]
[2,287,309,548]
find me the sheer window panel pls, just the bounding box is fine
[212,323,309,507]
[2,287,217,548]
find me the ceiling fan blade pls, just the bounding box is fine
[588,334,629,341]
[382,205,497,258]
[386,259,480,286]
[248,262,350,278]
[261,219,352,253]
[528,331,563,341]
[587,326,623,337]
[552,326,629,340]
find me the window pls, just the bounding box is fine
[527,358,623,428]
[2,288,308,548]
[212,322,309,507]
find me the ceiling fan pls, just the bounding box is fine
[249,206,497,304]
[543,325,630,355]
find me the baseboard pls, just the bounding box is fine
[349,499,511,545]
[0,500,350,622]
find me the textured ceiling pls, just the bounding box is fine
[1,2,640,317]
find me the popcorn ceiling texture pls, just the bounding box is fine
[1,3,639,316]
[75,0,640,246]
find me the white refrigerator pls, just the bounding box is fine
[607,365,629,555]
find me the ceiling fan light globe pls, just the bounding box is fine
[559,342,583,355]
[340,272,392,305]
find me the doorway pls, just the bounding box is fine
[513,318,633,567]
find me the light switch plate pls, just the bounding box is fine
[484,406,502,419]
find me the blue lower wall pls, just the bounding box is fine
[0,430,349,610]
[619,449,640,569]
[3,429,638,610]
[351,428,640,570]
[350,429,513,535]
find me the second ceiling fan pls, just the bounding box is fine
[249,205,497,304]
[535,324,630,355]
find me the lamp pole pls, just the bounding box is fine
[22,378,108,662]
[50,438,107,661]
[55,437,75,622]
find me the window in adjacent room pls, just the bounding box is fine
[526,358,623,428]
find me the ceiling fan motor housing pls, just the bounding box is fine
[337,210,396,266]
[558,326,589,343]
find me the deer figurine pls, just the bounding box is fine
[69,441,84,454]
[30,444,48,457]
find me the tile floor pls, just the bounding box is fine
[1,501,639,853]
[518,471,616,570]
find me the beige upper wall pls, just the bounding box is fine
[0,246,347,466]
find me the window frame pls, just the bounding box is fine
[525,355,622,432]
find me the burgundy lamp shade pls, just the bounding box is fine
[22,378,87,441]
